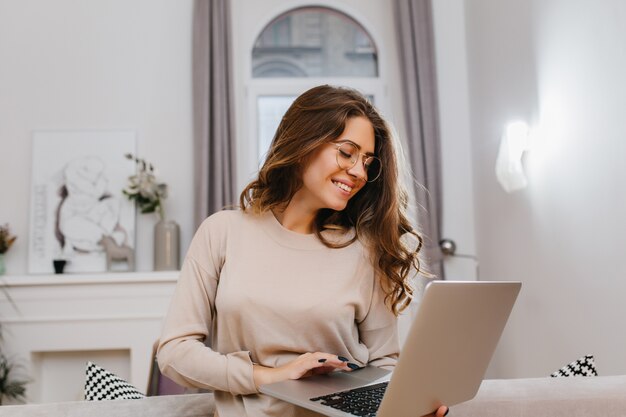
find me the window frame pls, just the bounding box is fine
[235,1,391,193]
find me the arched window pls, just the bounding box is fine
[252,7,378,78]
[246,6,385,182]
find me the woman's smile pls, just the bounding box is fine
[332,179,354,194]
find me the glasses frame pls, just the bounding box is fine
[333,141,382,183]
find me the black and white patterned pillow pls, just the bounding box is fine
[84,361,145,400]
[550,354,598,377]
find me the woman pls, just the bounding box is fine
[157,85,448,417]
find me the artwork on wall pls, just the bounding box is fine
[28,131,136,274]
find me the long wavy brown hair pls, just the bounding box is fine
[240,85,423,315]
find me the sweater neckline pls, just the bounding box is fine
[258,210,326,250]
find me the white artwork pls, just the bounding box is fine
[28,131,136,274]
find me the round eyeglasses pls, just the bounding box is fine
[334,141,382,182]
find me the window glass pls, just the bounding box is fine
[257,95,296,163]
[256,94,375,165]
[252,7,378,78]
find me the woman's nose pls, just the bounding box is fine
[346,160,367,182]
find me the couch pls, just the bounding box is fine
[1,375,625,416]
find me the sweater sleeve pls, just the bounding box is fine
[157,213,257,395]
[357,277,400,370]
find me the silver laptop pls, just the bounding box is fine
[260,280,521,417]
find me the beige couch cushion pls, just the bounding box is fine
[454,375,626,416]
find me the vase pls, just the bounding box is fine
[0,253,5,275]
[154,219,180,271]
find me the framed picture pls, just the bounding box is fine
[28,130,136,274]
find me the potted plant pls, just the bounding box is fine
[122,154,168,221]
[0,352,27,405]
[0,224,17,276]
[0,298,27,405]
[123,154,179,271]
[0,224,27,404]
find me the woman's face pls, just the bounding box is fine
[295,116,376,213]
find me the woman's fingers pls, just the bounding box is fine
[284,352,357,380]
[435,405,449,417]
[420,405,449,417]
[309,353,354,373]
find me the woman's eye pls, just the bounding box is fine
[339,149,353,159]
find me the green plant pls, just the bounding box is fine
[0,221,27,404]
[0,225,16,254]
[0,352,27,405]
[122,154,168,220]
[0,287,27,406]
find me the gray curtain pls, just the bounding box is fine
[394,0,444,279]
[192,0,237,229]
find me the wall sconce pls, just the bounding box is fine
[495,121,530,192]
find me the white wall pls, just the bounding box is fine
[465,0,626,377]
[0,0,195,274]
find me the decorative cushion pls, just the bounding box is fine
[550,354,598,377]
[84,361,145,400]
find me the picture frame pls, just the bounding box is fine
[28,130,136,274]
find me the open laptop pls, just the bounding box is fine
[260,280,521,417]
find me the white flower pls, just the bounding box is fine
[122,154,168,220]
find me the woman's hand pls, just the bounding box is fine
[253,352,353,388]
[423,405,449,417]
[253,355,449,417]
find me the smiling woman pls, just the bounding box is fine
[156,85,445,417]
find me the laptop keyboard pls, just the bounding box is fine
[310,381,388,417]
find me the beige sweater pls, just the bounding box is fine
[157,209,399,417]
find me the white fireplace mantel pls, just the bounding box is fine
[0,271,179,404]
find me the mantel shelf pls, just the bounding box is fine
[0,270,180,403]
[0,270,180,287]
